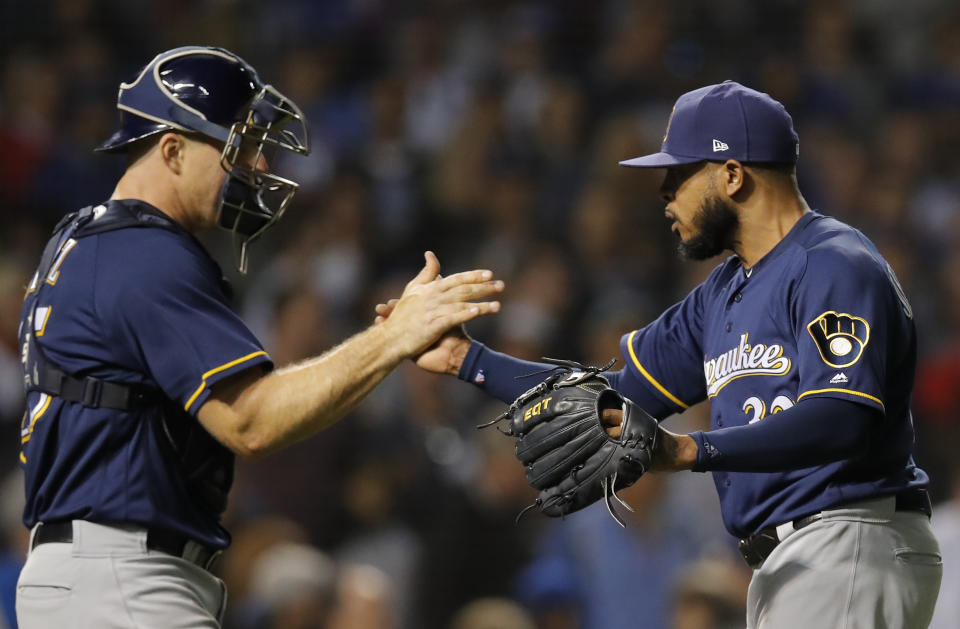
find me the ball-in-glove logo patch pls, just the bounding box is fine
[829,337,853,356]
[807,311,870,369]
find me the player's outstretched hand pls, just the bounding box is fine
[376,295,473,375]
[378,252,503,366]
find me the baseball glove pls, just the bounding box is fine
[481,359,659,526]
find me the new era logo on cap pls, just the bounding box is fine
[619,81,800,168]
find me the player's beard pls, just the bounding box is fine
[677,194,740,260]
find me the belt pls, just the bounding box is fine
[738,488,932,569]
[31,521,222,571]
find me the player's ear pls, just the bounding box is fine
[720,160,745,197]
[158,132,185,175]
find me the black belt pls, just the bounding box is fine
[738,488,933,569]
[31,521,222,571]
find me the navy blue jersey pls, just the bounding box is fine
[619,211,926,537]
[17,200,272,548]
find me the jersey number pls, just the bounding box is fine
[742,395,794,423]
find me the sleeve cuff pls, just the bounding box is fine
[689,431,719,473]
[184,350,273,414]
[457,340,487,385]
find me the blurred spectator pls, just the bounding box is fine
[336,458,422,629]
[414,409,542,629]
[670,558,750,629]
[0,50,60,209]
[328,563,399,629]
[0,470,26,629]
[219,516,310,629]
[0,264,26,429]
[246,543,338,629]
[516,473,727,629]
[449,597,535,629]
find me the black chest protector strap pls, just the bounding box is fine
[33,365,158,410]
[27,202,181,410]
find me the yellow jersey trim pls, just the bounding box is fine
[45,239,78,286]
[184,350,269,412]
[798,388,884,410]
[36,306,52,337]
[24,271,40,299]
[626,330,689,410]
[21,394,53,445]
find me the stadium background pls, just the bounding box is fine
[1,1,959,628]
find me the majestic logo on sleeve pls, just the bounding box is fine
[806,311,870,368]
[703,334,792,397]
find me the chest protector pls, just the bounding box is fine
[21,202,234,519]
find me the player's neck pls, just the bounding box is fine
[110,166,194,231]
[734,187,810,269]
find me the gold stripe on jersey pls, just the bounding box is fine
[626,330,689,409]
[798,387,884,410]
[21,394,53,447]
[35,306,52,337]
[45,238,78,286]
[184,350,269,412]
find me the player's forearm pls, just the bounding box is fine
[210,323,405,457]
[457,341,563,402]
[203,259,504,457]
[688,397,876,473]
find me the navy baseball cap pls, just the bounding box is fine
[620,81,799,168]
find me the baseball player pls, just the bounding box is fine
[383,81,942,628]
[15,46,503,628]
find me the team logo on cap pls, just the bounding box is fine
[712,139,729,152]
[663,105,677,143]
[807,311,871,369]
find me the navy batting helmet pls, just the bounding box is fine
[97,46,311,273]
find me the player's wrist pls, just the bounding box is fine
[372,316,416,364]
[652,429,698,472]
[445,334,471,375]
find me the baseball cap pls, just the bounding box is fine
[620,81,799,168]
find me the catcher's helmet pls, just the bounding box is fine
[97,46,311,273]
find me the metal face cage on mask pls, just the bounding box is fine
[217,85,310,274]
[95,46,311,273]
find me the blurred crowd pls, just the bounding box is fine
[2,0,960,628]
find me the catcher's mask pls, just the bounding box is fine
[97,46,311,273]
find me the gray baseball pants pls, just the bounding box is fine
[746,496,942,629]
[16,520,226,629]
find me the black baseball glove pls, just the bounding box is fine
[481,359,659,526]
